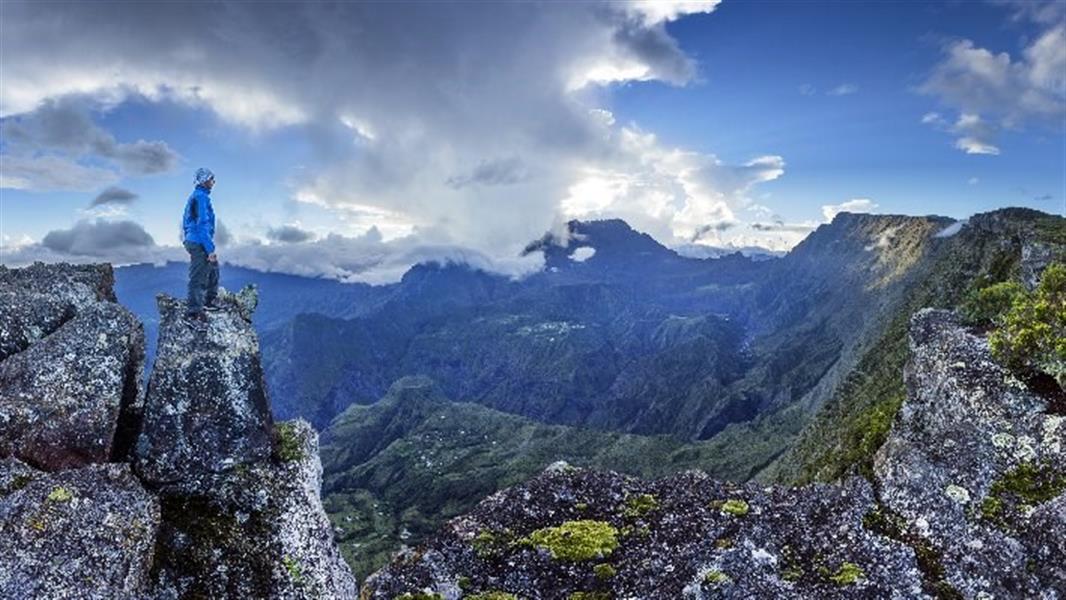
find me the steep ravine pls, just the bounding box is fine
[0,263,356,598]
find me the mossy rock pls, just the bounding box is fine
[593,563,616,580]
[274,422,306,462]
[46,486,73,503]
[829,562,864,585]
[981,461,1066,531]
[621,493,659,519]
[525,520,619,561]
[703,570,731,586]
[466,592,518,600]
[719,499,749,516]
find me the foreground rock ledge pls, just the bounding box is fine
[362,309,1066,599]
[0,265,356,599]
[0,264,145,470]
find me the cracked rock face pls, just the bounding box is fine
[0,265,356,599]
[0,263,117,362]
[362,466,923,599]
[0,458,160,599]
[152,420,358,599]
[874,308,1066,598]
[132,286,357,598]
[135,289,274,489]
[0,265,144,470]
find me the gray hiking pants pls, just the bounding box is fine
[184,241,218,315]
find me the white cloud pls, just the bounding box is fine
[968,177,979,185]
[0,1,799,274]
[919,16,1065,155]
[557,125,784,246]
[827,83,859,96]
[0,154,119,191]
[0,97,180,190]
[570,246,596,262]
[821,198,878,222]
[954,137,1000,155]
[624,0,721,25]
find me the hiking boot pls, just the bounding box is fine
[183,311,208,330]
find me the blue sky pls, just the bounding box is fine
[627,0,1065,223]
[1,0,1063,280]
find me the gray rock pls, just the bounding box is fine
[135,290,273,488]
[0,459,159,600]
[0,264,355,599]
[362,467,923,599]
[151,420,358,599]
[0,301,145,470]
[874,308,1066,598]
[0,262,117,361]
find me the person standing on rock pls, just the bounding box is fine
[182,167,220,328]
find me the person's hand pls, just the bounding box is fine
[208,253,218,263]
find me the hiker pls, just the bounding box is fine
[182,167,220,327]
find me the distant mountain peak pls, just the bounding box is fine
[524,218,677,270]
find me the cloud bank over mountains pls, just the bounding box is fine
[1,0,797,278]
[2,1,1058,280]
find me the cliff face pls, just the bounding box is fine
[361,308,1066,599]
[0,263,356,599]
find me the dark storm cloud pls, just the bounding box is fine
[41,219,156,256]
[266,224,316,244]
[751,221,816,233]
[0,97,180,185]
[446,157,529,189]
[90,186,138,207]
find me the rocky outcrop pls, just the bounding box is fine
[874,308,1065,598]
[152,420,358,599]
[140,288,357,598]
[361,308,1066,599]
[0,263,144,470]
[135,291,273,489]
[362,465,922,599]
[0,262,117,361]
[0,264,355,599]
[0,458,159,599]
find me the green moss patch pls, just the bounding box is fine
[282,555,304,586]
[622,493,659,519]
[275,422,305,462]
[525,520,619,561]
[467,592,517,600]
[719,499,749,516]
[829,562,864,585]
[594,563,616,580]
[703,570,731,586]
[981,461,1066,531]
[46,486,73,503]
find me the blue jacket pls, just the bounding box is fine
[182,184,216,254]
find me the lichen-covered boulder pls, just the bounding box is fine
[0,262,117,361]
[874,308,1066,598]
[0,459,159,599]
[0,301,145,470]
[152,420,358,599]
[135,288,273,489]
[361,465,922,599]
